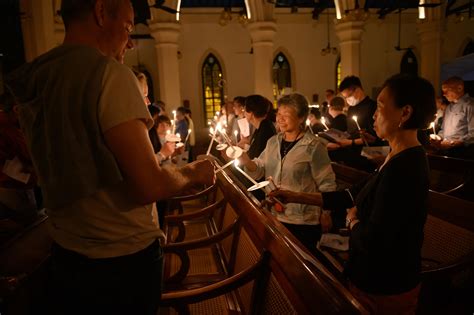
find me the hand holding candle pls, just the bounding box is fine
[352,116,369,147]
[321,117,329,131]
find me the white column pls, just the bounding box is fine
[417,20,443,90]
[247,21,277,100]
[149,22,182,109]
[335,17,365,79]
[20,0,56,61]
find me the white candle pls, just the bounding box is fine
[184,129,192,145]
[352,116,361,130]
[430,122,436,135]
[234,160,258,185]
[321,117,329,130]
[214,159,234,174]
[306,119,315,134]
[234,130,239,143]
[219,127,236,153]
[172,110,177,134]
[352,116,369,146]
[206,123,220,155]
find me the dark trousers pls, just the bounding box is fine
[282,223,322,256]
[47,240,163,315]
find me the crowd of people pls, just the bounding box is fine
[1,0,473,314]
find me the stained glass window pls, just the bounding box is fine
[202,54,224,123]
[272,52,292,106]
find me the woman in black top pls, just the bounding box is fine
[243,95,276,159]
[271,74,436,314]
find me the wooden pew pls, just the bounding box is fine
[161,166,367,314]
[427,153,474,201]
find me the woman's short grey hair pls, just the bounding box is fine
[277,93,309,120]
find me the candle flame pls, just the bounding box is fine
[233,159,240,167]
[166,130,170,135]
[352,116,358,121]
[234,130,238,136]
[176,133,180,138]
[306,119,311,126]
[188,129,192,133]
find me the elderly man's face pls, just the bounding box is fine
[442,84,462,103]
[101,1,135,64]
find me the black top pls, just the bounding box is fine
[323,146,429,295]
[248,118,276,159]
[329,114,348,132]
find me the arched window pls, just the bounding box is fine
[335,55,341,91]
[272,52,292,103]
[202,54,224,123]
[463,40,474,56]
[400,49,418,76]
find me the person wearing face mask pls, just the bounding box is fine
[339,76,377,136]
[326,76,383,172]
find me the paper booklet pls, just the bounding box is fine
[319,233,349,251]
[237,118,250,138]
[317,129,350,143]
[361,146,390,159]
[2,156,31,184]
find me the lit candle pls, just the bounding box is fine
[234,160,259,185]
[321,117,329,130]
[234,130,239,143]
[214,159,235,174]
[218,126,236,153]
[430,122,436,135]
[184,129,192,145]
[352,116,369,146]
[206,123,220,156]
[306,119,314,134]
[352,116,361,130]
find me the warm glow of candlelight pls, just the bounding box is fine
[430,121,436,135]
[352,116,361,130]
[321,117,329,130]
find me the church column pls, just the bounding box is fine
[20,0,56,61]
[417,20,443,90]
[149,22,182,108]
[334,11,367,79]
[247,21,277,100]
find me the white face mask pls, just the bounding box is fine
[346,96,358,106]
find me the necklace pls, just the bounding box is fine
[281,130,302,158]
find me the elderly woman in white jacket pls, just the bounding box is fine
[238,93,337,254]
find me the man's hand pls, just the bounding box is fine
[187,160,215,187]
[320,210,332,233]
[359,130,377,144]
[160,142,175,158]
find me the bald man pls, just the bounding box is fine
[433,76,474,158]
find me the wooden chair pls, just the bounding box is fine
[427,153,474,201]
[163,216,241,290]
[164,197,227,244]
[160,250,271,315]
[166,183,218,215]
